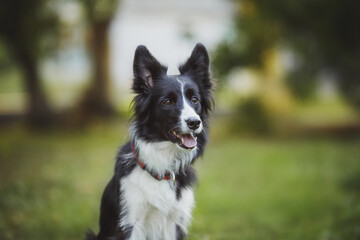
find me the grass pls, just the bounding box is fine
[191,138,360,240]
[0,121,359,240]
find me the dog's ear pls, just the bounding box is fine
[132,45,167,94]
[179,43,214,114]
[179,43,212,91]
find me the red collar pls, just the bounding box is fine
[131,143,173,181]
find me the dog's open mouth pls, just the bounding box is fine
[169,129,197,149]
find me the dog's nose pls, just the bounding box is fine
[186,118,201,130]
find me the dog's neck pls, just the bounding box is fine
[130,129,197,176]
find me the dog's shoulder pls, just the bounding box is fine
[115,142,137,179]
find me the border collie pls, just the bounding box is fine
[85,43,213,240]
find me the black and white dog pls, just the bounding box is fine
[86,43,213,240]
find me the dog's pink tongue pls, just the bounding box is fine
[182,134,197,149]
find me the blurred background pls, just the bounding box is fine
[0,0,359,239]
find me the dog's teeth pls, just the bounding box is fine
[195,137,197,141]
[181,138,184,145]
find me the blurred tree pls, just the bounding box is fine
[213,0,360,108]
[0,0,59,126]
[77,0,119,119]
[233,96,273,134]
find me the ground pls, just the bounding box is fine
[0,120,359,240]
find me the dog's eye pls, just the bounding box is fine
[162,98,174,106]
[191,97,199,104]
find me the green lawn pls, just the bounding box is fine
[0,122,359,240]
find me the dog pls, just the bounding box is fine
[85,43,213,240]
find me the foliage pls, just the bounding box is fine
[0,0,60,60]
[232,96,273,135]
[80,0,119,22]
[213,0,360,107]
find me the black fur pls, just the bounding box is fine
[175,167,198,200]
[176,224,186,240]
[85,43,213,240]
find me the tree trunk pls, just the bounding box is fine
[78,19,115,119]
[92,20,111,105]
[17,48,53,127]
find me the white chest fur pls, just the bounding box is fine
[120,167,195,240]
[134,139,197,176]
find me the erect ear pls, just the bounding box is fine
[179,43,214,114]
[179,43,212,90]
[132,45,167,94]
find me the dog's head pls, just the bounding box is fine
[131,43,213,152]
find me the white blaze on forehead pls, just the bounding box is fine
[176,78,202,133]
